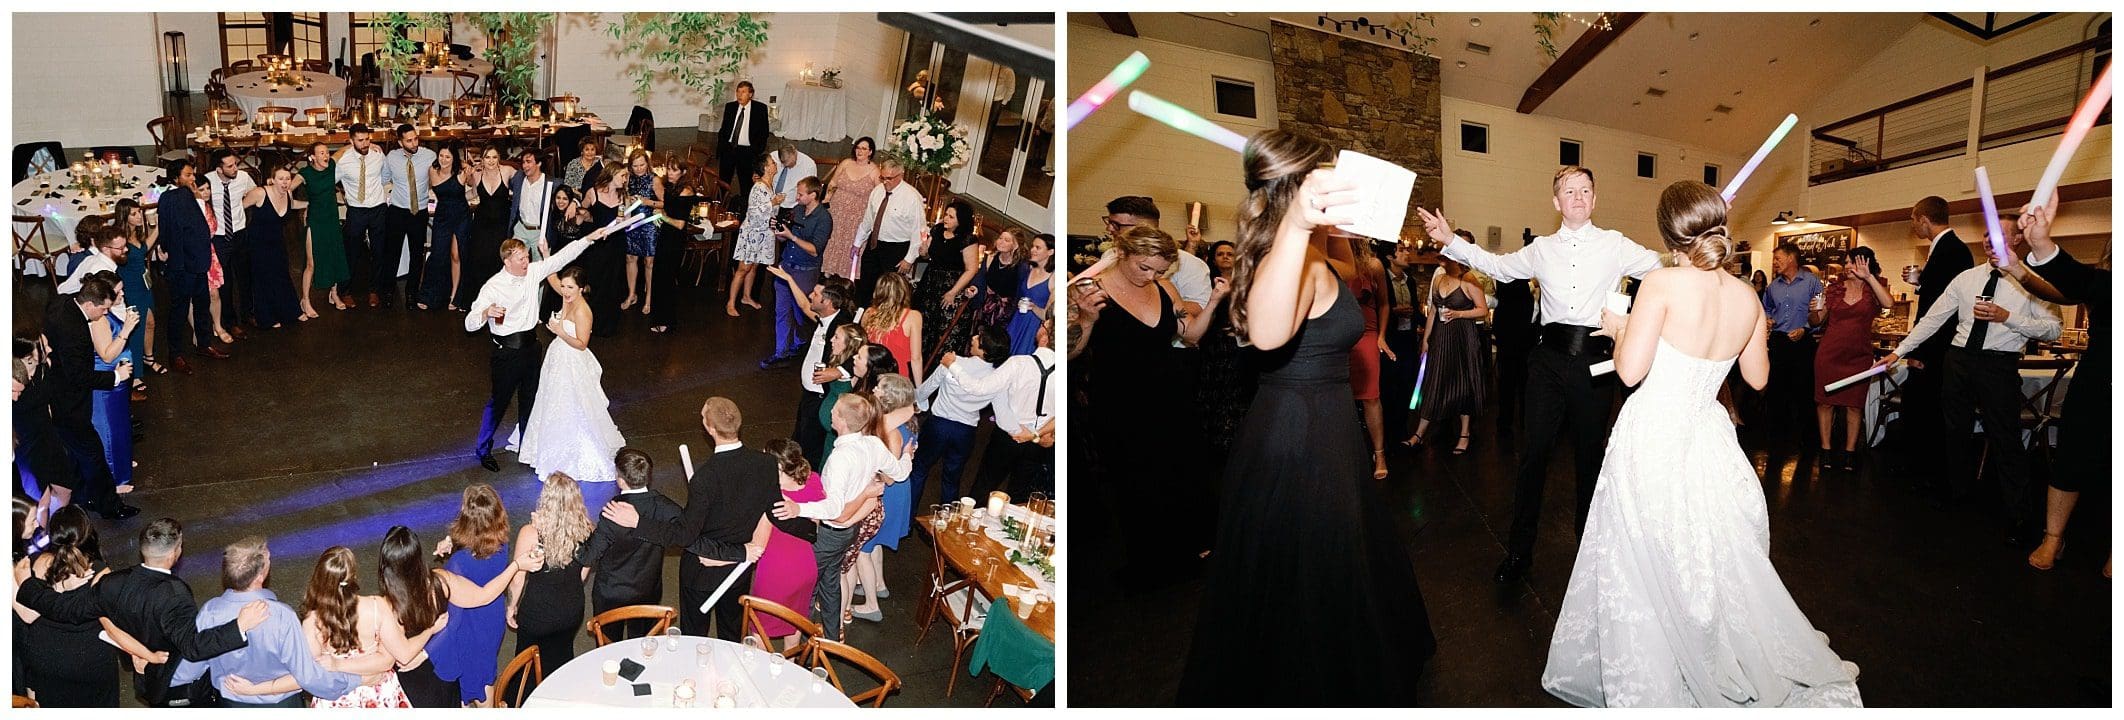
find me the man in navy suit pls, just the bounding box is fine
[155,159,227,374]
[715,81,772,210]
[1899,195,1976,501]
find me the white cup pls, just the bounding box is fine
[600,659,621,687]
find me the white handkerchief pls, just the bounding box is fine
[1332,150,1416,242]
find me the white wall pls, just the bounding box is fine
[152,12,222,96]
[1065,21,1278,238]
[837,13,907,143]
[13,13,166,148]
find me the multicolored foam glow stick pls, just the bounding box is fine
[2029,64,2112,211]
[679,444,694,479]
[1066,51,1150,130]
[1974,166,2007,263]
[1721,113,1799,202]
[1408,352,1430,410]
[620,197,643,215]
[1823,363,1895,394]
[619,213,665,231]
[1128,91,1249,153]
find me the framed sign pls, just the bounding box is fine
[1775,226,1857,269]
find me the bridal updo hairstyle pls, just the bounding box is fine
[1655,181,1735,271]
[1229,129,1335,344]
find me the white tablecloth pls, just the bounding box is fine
[1864,361,2076,447]
[402,58,494,100]
[967,505,1057,597]
[226,70,347,117]
[779,80,848,142]
[13,165,164,275]
[522,635,856,709]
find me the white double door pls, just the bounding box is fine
[947,55,1054,234]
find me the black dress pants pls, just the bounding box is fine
[1505,341,1616,559]
[1941,347,2037,527]
[342,205,385,298]
[387,206,429,304]
[474,333,541,458]
[209,234,249,327]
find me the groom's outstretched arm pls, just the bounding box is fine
[1441,236,1540,283]
[1615,234,1663,280]
[528,231,596,279]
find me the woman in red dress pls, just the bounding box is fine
[1339,234,1393,480]
[1810,246,1892,470]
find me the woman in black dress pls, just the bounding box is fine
[457,146,513,310]
[504,473,593,699]
[2010,199,2110,575]
[1193,244,1253,519]
[1406,254,1490,454]
[915,200,980,364]
[19,506,120,707]
[242,165,308,329]
[649,162,706,334]
[581,166,631,338]
[424,145,474,311]
[1176,130,1433,705]
[966,228,1028,342]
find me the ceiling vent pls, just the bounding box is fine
[1712,104,1733,114]
[1465,41,1492,55]
[1645,87,1667,98]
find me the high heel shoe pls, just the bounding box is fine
[1453,432,1472,455]
[2028,533,2066,570]
[1401,430,1426,448]
[1371,450,1389,480]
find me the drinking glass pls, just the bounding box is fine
[697,640,714,668]
[742,636,765,655]
[639,636,658,660]
[810,666,830,693]
[665,626,682,652]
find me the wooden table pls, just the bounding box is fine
[915,510,1054,642]
[182,119,612,151]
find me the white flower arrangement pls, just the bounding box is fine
[886,115,972,175]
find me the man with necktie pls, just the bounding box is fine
[156,159,229,370]
[851,158,927,306]
[382,123,437,309]
[769,143,816,224]
[715,81,772,211]
[336,125,388,306]
[202,150,256,333]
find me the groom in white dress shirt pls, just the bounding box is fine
[1426,165,1662,584]
[464,227,607,473]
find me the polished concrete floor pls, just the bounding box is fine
[1070,399,2113,707]
[14,249,1033,707]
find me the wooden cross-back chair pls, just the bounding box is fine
[586,604,675,646]
[738,595,822,665]
[492,646,544,708]
[809,638,902,708]
[13,215,59,291]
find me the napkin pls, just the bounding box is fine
[618,657,646,682]
[1332,150,1417,242]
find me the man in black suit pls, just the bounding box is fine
[600,398,778,640]
[715,81,772,211]
[1379,242,1426,443]
[1491,230,1539,433]
[94,518,268,706]
[1899,195,1976,495]
[580,447,682,640]
[791,278,857,466]
[42,274,138,519]
[157,159,227,373]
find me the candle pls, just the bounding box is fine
[2029,64,2112,211]
[987,491,1009,518]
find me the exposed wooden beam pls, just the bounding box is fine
[1810,179,2109,228]
[1098,12,1138,38]
[1516,12,1645,114]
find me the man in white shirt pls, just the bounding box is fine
[336,125,388,306]
[507,149,556,257]
[716,81,771,207]
[463,222,612,472]
[1879,215,2059,544]
[793,277,857,466]
[202,149,257,331]
[851,158,928,305]
[1424,165,1662,584]
[772,394,910,641]
[57,227,125,294]
[381,124,436,308]
[769,144,817,212]
[943,321,1058,496]
[910,324,1003,507]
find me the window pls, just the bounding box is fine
[219,12,270,66]
[288,13,326,63]
[1636,152,1657,179]
[1212,77,1257,119]
[1703,164,1721,186]
[219,12,328,67]
[1559,139,1582,166]
[1460,122,1489,154]
[348,13,443,68]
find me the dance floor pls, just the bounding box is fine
[1072,412,2113,706]
[15,227,1014,707]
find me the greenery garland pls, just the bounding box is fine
[374,12,556,109]
[606,13,772,104]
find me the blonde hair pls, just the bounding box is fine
[864,274,914,339]
[826,324,867,368]
[702,396,743,436]
[830,391,878,433]
[1111,225,1178,264]
[1552,165,1596,195]
[531,473,595,566]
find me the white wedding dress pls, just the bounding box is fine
[515,318,624,485]
[1542,337,1862,708]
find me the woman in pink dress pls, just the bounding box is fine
[752,439,826,651]
[822,137,881,280]
[1810,246,1891,471]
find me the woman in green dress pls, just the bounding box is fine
[817,325,893,465]
[297,142,351,313]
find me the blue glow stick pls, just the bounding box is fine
[1974,166,2007,265]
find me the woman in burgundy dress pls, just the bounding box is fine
[1810,246,1891,471]
[1340,234,1392,479]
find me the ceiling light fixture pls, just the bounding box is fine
[1771,211,1792,225]
[1469,17,1481,27]
[1688,32,1700,41]
[1456,60,1467,68]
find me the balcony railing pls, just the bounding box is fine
[1809,34,2109,186]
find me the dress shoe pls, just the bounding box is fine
[94,502,141,521]
[478,454,501,472]
[1494,554,1532,584]
[230,325,248,340]
[368,292,381,308]
[172,357,196,375]
[203,345,233,360]
[130,389,148,402]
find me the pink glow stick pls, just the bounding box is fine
[2029,64,2112,211]
[1721,113,1798,203]
[1066,52,1150,130]
[1974,166,2007,264]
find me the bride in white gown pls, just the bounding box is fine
[1540,181,1861,707]
[517,266,625,485]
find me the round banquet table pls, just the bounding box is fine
[403,58,494,101]
[779,79,849,142]
[225,70,348,117]
[521,635,857,708]
[13,164,163,275]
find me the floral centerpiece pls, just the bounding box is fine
[819,66,843,88]
[885,114,971,176]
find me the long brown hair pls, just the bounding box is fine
[863,273,913,339]
[1655,181,1733,271]
[378,526,440,632]
[1228,130,1333,345]
[301,546,363,654]
[447,484,510,559]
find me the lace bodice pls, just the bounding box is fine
[1624,338,1738,411]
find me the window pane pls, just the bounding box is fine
[1703,164,1720,186]
[1460,122,1488,154]
[1559,139,1581,166]
[1636,153,1656,178]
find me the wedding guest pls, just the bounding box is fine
[770,143,817,213]
[382,124,437,308]
[1762,242,1824,445]
[1100,196,1212,321]
[17,506,128,707]
[1379,242,1425,442]
[166,536,364,707]
[562,138,603,194]
[508,149,557,263]
[578,163,631,336]
[774,393,909,641]
[620,148,662,314]
[376,525,518,708]
[762,176,831,365]
[1899,195,1977,501]
[156,159,226,371]
[43,273,136,520]
[336,125,388,306]
[2008,197,2110,575]
[428,484,530,707]
[848,374,918,620]
[715,81,771,207]
[214,547,419,707]
[421,145,474,311]
[752,439,823,652]
[729,153,780,316]
[913,329,1000,505]
[649,160,706,333]
[109,200,162,382]
[295,143,351,314]
[1406,252,1489,455]
[1879,216,2061,546]
[858,271,922,381]
[915,200,979,361]
[239,165,308,328]
[1810,247,1891,470]
[455,145,512,311]
[1194,241,1255,486]
[851,158,928,305]
[822,137,880,280]
[598,398,774,640]
[790,278,858,466]
[966,228,1028,356]
[56,228,121,294]
[92,518,268,707]
[505,472,595,696]
[78,270,136,493]
[1008,233,1056,355]
[579,449,680,635]
[946,322,1060,496]
[1208,240,1237,277]
[201,149,257,333]
[16,333,86,512]
[1341,234,1393,479]
[819,339,892,462]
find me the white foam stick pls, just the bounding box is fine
[1589,360,1616,376]
[699,559,756,613]
[1823,363,1896,394]
[2029,64,2112,211]
[679,443,694,479]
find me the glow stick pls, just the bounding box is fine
[619,213,664,231]
[679,444,694,479]
[1065,52,1149,129]
[2029,64,2112,211]
[698,559,756,613]
[1974,166,2008,264]
[1823,363,1895,394]
[1128,91,1248,153]
[1721,113,1798,202]
[1408,352,1430,410]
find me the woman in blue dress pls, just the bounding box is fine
[241,165,307,329]
[620,148,663,315]
[1006,233,1055,355]
[850,374,919,620]
[80,269,137,491]
[111,201,159,390]
[428,484,520,707]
